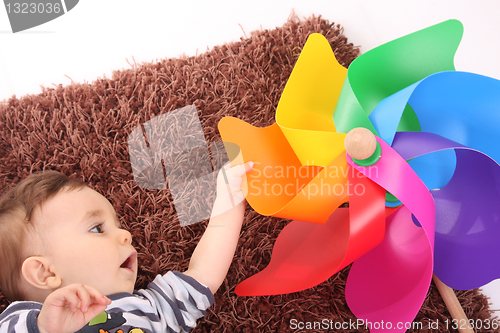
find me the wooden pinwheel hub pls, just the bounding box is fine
[344,127,381,166]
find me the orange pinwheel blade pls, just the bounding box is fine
[219,117,350,223]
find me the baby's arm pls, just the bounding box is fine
[37,284,111,333]
[184,161,254,294]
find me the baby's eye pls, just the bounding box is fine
[90,224,104,233]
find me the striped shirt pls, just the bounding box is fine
[0,271,214,333]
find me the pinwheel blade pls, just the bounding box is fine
[235,169,386,296]
[392,131,500,289]
[346,206,433,333]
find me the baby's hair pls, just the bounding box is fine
[0,170,87,301]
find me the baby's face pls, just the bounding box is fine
[33,187,138,296]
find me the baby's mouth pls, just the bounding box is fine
[120,252,137,272]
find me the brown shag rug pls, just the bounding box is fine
[0,14,497,333]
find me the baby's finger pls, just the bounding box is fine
[243,161,254,173]
[80,285,111,320]
[54,287,81,312]
[73,284,93,313]
[225,161,254,177]
[85,285,111,306]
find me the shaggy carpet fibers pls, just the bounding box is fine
[0,14,497,332]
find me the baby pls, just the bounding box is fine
[0,161,253,333]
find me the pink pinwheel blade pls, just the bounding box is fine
[346,137,435,331]
[346,206,433,332]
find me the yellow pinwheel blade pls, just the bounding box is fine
[276,33,348,167]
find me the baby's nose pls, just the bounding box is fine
[119,228,133,244]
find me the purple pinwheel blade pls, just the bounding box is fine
[392,131,500,289]
[433,149,500,289]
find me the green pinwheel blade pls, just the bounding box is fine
[333,19,463,134]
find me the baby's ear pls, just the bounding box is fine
[21,256,62,290]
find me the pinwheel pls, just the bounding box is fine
[218,19,500,332]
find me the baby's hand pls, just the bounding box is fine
[37,284,111,333]
[212,161,254,217]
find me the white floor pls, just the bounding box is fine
[0,0,499,318]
